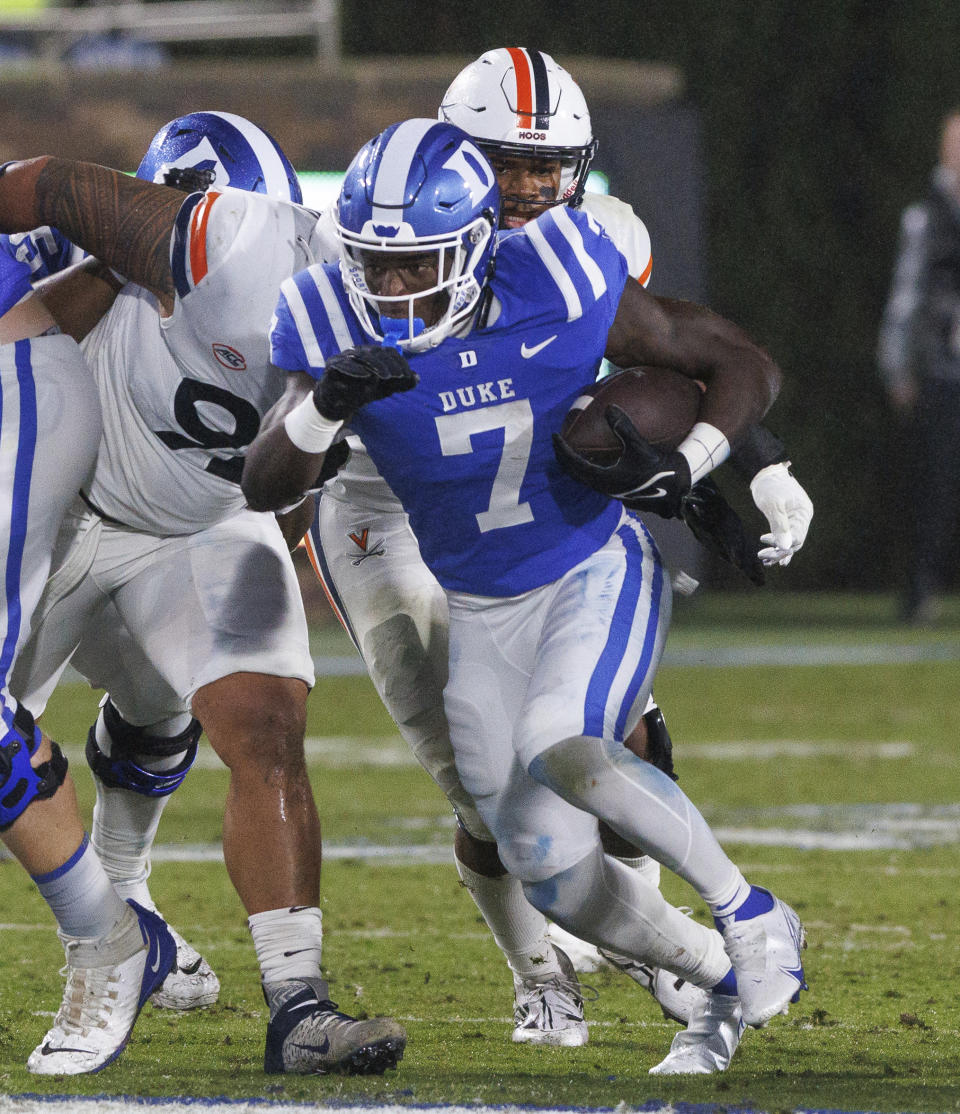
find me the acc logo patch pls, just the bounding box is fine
[212,343,247,371]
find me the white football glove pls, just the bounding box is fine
[749,461,813,566]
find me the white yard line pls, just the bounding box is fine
[55,737,917,770]
[0,1095,912,1114]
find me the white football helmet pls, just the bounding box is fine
[439,47,598,207]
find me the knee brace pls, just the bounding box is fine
[85,700,201,798]
[0,704,68,830]
[643,705,678,781]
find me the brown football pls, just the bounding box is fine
[560,366,702,463]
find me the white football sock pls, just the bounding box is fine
[249,905,324,985]
[455,856,561,980]
[524,845,730,989]
[91,708,195,906]
[615,853,661,889]
[31,834,130,940]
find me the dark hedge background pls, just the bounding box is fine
[341,0,960,591]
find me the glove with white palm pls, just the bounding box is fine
[749,461,813,566]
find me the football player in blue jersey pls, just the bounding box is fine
[0,114,406,1076]
[0,250,179,1075]
[301,48,812,1062]
[243,118,809,1075]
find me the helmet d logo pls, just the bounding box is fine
[212,343,247,371]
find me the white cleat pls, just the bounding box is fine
[720,890,807,1028]
[545,922,606,973]
[27,901,175,1075]
[648,992,744,1074]
[512,944,589,1047]
[150,924,219,1010]
[597,949,708,1025]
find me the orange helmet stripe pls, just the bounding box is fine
[507,46,534,129]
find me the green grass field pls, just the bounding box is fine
[2,592,960,1113]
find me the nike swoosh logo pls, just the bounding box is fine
[625,470,677,501]
[41,1042,91,1056]
[291,1037,331,1055]
[146,933,162,976]
[287,997,321,1013]
[520,335,558,359]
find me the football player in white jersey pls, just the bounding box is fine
[0,114,405,1077]
[244,118,809,1077]
[303,48,813,1058]
[0,250,179,1075]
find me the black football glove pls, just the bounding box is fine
[553,404,692,519]
[313,344,418,422]
[679,476,764,586]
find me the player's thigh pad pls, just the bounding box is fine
[71,600,188,724]
[310,494,449,722]
[312,494,494,837]
[517,513,671,770]
[445,589,600,882]
[97,510,314,705]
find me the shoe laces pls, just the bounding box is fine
[55,955,121,1036]
[515,971,596,1013]
[310,998,366,1031]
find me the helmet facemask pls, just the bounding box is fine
[335,119,500,353]
[479,139,597,217]
[337,211,494,352]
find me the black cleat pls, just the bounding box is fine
[263,978,406,1075]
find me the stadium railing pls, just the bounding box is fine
[0,0,339,63]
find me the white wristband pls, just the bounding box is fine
[677,421,730,484]
[283,394,343,454]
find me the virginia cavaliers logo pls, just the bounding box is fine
[348,528,386,565]
[212,343,246,371]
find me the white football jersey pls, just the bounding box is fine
[582,192,652,286]
[325,192,652,512]
[82,187,322,535]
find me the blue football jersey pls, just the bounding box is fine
[271,204,628,596]
[0,227,85,278]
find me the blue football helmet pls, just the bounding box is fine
[136,110,302,202]
[336,119,499,352]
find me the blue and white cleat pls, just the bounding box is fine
[649,991,744,1074]
[719,889,807,1027]
[263,977,406,1074]
[27,900,175,1075]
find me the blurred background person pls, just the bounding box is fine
[878,109,960,625]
